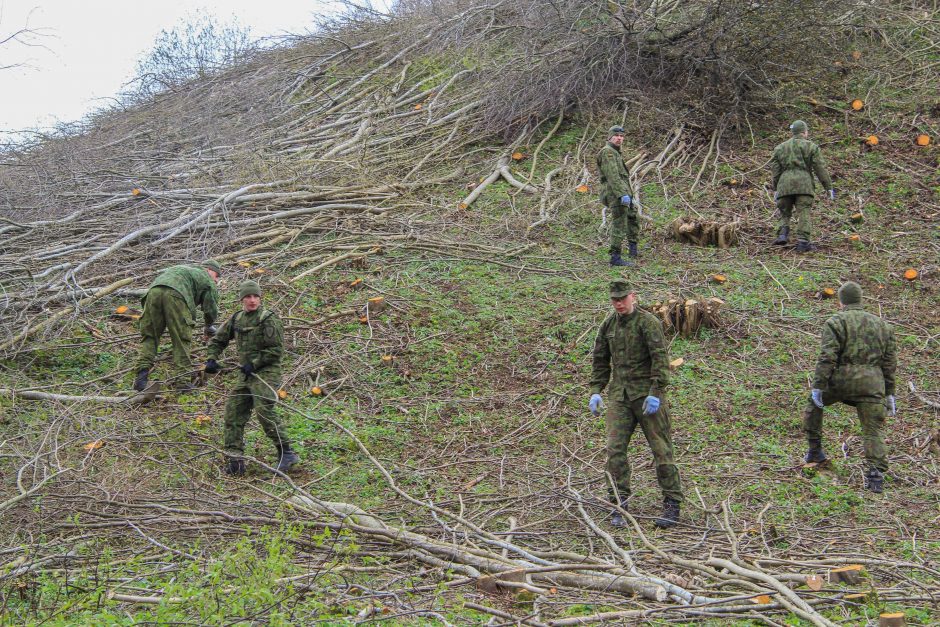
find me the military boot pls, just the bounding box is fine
[610,500,629,528]
[223,457,246,477]
[804,440,827,464]
[795,240,816,253]
[275,445,300,474]
[863,468,884,494]
[654,498,680,528]
[609,249,633,267]
[627,241,639,259]
[133,369,150,392]
[773,226,790,245]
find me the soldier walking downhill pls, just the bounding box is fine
[803,281,897,493]
[597,125,639,267]
[133,260,221,392]
[205,280,299,476]
[769,120,835,252]
[589,281,683,528]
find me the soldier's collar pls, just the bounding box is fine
[607,141,621,151]
[842,303,863,310]
[616,309,637,320]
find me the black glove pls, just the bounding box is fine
[204,359,220,374]
[205,324,218,337]
[240,363,255,379]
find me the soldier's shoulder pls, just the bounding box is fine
[598,144,617,157]
[637,308,662,327]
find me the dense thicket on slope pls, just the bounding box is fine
[0,1,938,625]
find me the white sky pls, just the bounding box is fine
[0,1,383,141]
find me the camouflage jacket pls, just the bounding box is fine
[207,307,284,378]
[596,143,634,208]
[591,308,670,402]
[812,304,897,401]
[148,265,219,325]
[770,137,833,197]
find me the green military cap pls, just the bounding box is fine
[609,125,625,136]
[790,120,808,135]
[609,280,631,298]
[202,259,222,275]
[239,280,262,299]
[838,281,862,305]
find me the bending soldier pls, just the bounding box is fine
[769,120,834,252]
[589,281,683,528]
[597,125,639,267]
[133,259,221,392]
[804,281,897,493]
[205,280,299,476]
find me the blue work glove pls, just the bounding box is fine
[886,395,896,417]
[642,395,661,415]
[240,363,255,379]
[589,394,603,416]
[204,359,220,374]
[620,194,632,205]
[811,389,824,409]
[828,189,836,201]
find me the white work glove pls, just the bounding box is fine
[886,395,896,417]
[589,394,603,416]
[811,389,824,409]
[828,189,836,201]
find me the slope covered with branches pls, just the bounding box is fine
[1,1,938,624]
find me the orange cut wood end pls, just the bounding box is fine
[311,386,323,396]
[712,274,727,283]
[131,188,141,196]
[511,152,525,160]
[821,287,835,298]
[849,234,861,241]
[83,440,104,451]
[368,296,385,305]
[866,135,879,146]
[903,268,918,281]
[916,134,930,146]
[413,103,422,110]
[851,99,864,111]
[575,184,589,193]
[277,389,288,399]
[115,305,129,314]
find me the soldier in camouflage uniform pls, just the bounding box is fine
[769,120,835,253]
[597,125,638,266]
[804,282,897,493]
[205,280,299,476]
[589,281,683,528]
[133,260,221,392]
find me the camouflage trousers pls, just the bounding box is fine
[605,395,682,502]
[802,392,888,471]
[776,194,814,242]
[609,201,639,254]
[223,374,290,456]
[135,286,193,376]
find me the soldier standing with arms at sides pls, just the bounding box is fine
[803,281,897,493]
[204,280,299,476]
[769,120,835,253]
[589,281,683,528]
[133,259,221,392]
[597,125,639,267]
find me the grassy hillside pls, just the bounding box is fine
[1,1,938,624]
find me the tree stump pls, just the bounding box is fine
[830,564,864,584]
[878,612,906,627]
[669,217,740,248]
[651,297,724,337]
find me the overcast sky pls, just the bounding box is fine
[0,1,381,141]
